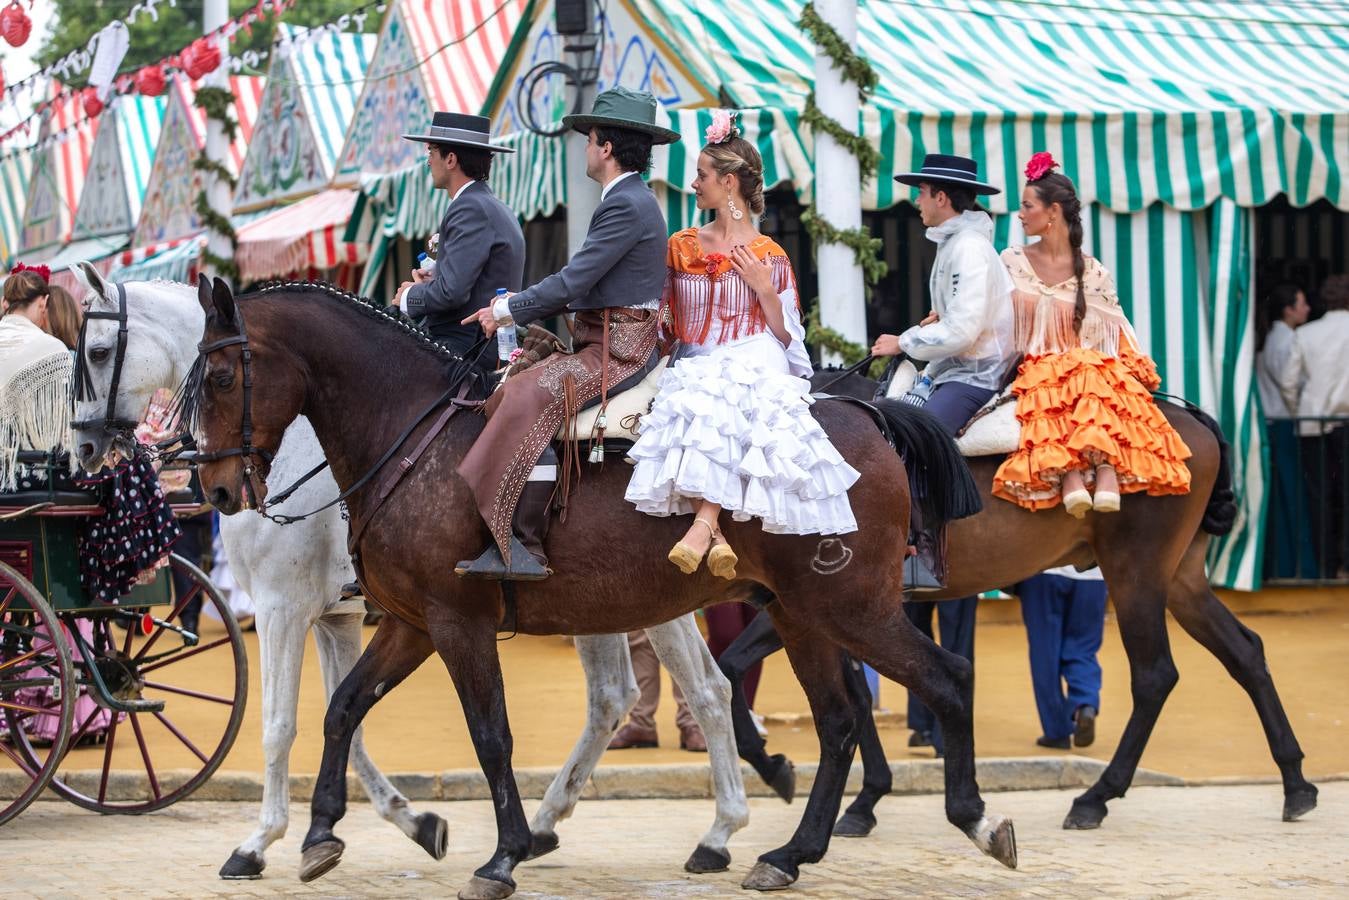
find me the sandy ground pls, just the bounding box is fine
[10,586,1348,781]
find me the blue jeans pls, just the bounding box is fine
[1017,573,1107,740]
[924,381,997,437]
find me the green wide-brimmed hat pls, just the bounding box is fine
[561,86,681,145]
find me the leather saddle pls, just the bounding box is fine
[886,360,1018,457]
[557,356,667,442]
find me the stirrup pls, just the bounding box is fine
[903,554,944,592]
[707,530,738,580]
[455,538,551,581]
[669,519,715,575]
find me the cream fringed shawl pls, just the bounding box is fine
[0,315,76,490]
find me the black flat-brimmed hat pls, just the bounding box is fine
[403,112,515,153]
[561,86,681,145]
[894,153,1000,195]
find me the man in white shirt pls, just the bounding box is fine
[1279,274,1349,578]
[1256,284,1308,418]
[1257,285,1314,579]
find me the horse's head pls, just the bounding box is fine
[71,263,195,471]
[189,276,305,515]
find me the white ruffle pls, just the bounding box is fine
[624,337,860,535]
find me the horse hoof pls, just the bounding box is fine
[832,810,877,838]
[741,861,796,891]
[416,812,449,860]
[766,754,796,804]
[968,814,1017,869]
[1283,784,1318,822]
[458,875,516,899]
[685,844,731,873]
[299,839,345,883]
[1063,800,1107,830]
[219,849,264,879]
[525,830,559,861]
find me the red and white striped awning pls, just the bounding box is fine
[234,189,368,282]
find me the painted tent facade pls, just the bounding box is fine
[235,27,375,210]
[17,86,100,256]
[72,93,166,241]
[131,75,262,250]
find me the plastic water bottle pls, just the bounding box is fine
[416,252,435,275]
[495,288,518,363]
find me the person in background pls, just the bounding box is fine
[1015,567,1107,749]
[1256,284,1315,579]
[608,630,707,752]
[1280,274,1349,579]
[44,284,83,350]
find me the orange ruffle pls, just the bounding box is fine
[992,348,1192,511]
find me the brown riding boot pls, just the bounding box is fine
[455,479,554,581]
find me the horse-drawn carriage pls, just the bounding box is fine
[0,451,247,825]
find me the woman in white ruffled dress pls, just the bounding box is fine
[624,113,860,578]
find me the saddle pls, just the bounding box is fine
[558,357,666,442]
[887,360,1019,457]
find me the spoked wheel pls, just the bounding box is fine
[8,554,247,813]
[0,562,75,826]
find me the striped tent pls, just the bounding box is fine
[235,27,375,210]
[478,0,1349,589]
[71,93,167,241]
[16,84,100,255]
[0,142,34,269]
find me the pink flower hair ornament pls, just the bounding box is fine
[1024,151,1058,182]
[704,109,739,145]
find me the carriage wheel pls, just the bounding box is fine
[8,554,247,813]
[0,561,75,827]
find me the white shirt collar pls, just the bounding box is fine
[601,170,637,201]
[451,180,476,203]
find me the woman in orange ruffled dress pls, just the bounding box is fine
[992,154,1191,517]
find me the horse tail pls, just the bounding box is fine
[1186,405,1239,537]
[870,398,984,530]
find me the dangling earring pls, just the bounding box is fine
[726,197,744,221]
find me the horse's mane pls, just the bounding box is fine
[246,280,462,367]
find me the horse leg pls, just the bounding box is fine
[429,615,532,900]
[716,604,797,801]
[300,615,433,883]
[796,590,1016,872]
[1166,540,1317,822]
[220,598,312,878]
[647,613,750,873]
[312,608,448,860]
[526,632,637,860]
[1064,575,1178,830]
[742,609,860,891]
[833,656,893,838]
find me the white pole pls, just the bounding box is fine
[564,82,597,258]
[203,0,233,282]
[813,0,867,362]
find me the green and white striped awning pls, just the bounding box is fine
[632,0,1349,213]
[0,143,34,269]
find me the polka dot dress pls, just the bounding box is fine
[75,455,182,605]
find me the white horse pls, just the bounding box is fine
[69,266,748,878]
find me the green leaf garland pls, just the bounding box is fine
[193,86,239,281]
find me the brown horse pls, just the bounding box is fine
[182,278,1010,897]
[720,369,1318,841]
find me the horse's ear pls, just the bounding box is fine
[210,277,237,326]
[74,261,111,308]
[196,274,214,318]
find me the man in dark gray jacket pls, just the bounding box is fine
[457,86,680,580]
[397,112,524,362]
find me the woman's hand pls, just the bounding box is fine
[730,245,775,298]
[920,311,940,326]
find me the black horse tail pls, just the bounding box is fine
[869,398,983,531]
[1186,405,1239,537]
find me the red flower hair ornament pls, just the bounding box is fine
[1024,152,1058,182]
[9,262,50,283]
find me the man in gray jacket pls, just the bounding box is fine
[457,87,679,580]
[396,112,524,362]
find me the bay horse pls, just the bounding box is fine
[66,269,756,879]
[183,278,1010,897]
[719,364,1319,843]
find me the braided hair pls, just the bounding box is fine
[1027,169,1087,333]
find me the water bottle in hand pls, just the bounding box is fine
[494,288,518,363]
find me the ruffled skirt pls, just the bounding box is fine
[992,348,1192,511]
[624,335,860,534]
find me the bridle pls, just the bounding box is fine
[186,308,274,512]
[72,281,140,438]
